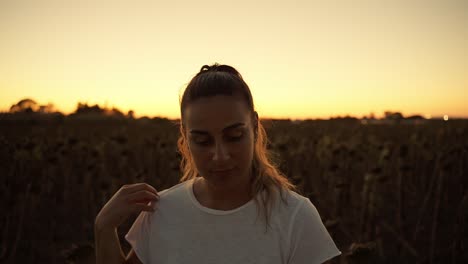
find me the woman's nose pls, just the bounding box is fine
[212,141,230,161]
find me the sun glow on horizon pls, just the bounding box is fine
[1,0,467,119]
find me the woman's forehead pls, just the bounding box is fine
[183,95,251,131]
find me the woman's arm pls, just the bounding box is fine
[94,223,144,264]
[94,225,126,264]
[125,248,144,264]
[94,183,159,264]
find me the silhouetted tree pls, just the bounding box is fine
[384,111,404,120]
[38,103,55,113]
[73,102,126,118]
[9,98,39,113]
[406,115,424,120]
[74,103,105,115]
[107,107,124,117]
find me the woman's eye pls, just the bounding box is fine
[191,137,211,145]
[196,140,210,146]
[190,132,243,146]
[227,133,243,141]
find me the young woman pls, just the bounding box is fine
[95,64,341,264]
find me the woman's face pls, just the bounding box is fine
[183,95,256,189]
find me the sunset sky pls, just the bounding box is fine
[0,0,467,119]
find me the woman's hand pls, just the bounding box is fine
[95,183,160,231]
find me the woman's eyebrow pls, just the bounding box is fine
[189,122,245,134]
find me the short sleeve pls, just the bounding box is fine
[287,198,341,264]
[125,211,152,264]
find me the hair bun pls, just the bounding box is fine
[198,63,240,77]
[200,64,214,72]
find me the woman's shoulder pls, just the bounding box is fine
[157,179,193,198]
[270,187,311,216]
[279,186,310,204]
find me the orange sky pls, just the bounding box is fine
[0,0,467,119]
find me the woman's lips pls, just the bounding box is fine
[211,168,234,177]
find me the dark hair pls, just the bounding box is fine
[177,63,297,233]
[179,63,256,122]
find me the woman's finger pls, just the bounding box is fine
[131,203,156,213]
[123,183,159,196]
[126,190,159,203]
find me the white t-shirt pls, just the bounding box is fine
[125,177,341,264]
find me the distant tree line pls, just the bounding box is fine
[4,98,428,121]
[6,98,134,119]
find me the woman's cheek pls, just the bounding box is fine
[190,148,209,174]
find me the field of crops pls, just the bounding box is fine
[1,116,467,263]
